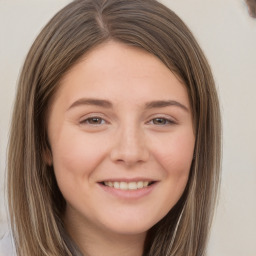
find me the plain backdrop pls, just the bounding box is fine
[0,0,255,255]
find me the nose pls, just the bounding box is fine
[110,125,149,166]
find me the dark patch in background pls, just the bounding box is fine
[245,0,256,18]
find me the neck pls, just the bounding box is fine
[64,212,146,256]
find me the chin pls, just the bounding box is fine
[98,214,161,236]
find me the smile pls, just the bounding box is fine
[103,181,154,190]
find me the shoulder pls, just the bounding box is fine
[0,233,16,256]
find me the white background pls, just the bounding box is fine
[0,0,255,255]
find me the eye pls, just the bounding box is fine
[80,117,106,125]
[149,117,175,126]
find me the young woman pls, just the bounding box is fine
[3,0,221,255]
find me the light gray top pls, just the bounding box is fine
[0,233,15,256]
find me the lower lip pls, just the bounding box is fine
[98,182,157,199]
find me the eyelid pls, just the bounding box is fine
[79,113,109,125]
[146,114,177,125]
[78,113,177,126]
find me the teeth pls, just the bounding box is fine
[113,182,119,189]
[143,181,149,187]
[120,182,128,190]
[128,182,137,190]
[103,181,151,190]
[137,181,144,189]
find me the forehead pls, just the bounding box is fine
[53,40,190,110]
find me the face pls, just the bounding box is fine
[47,41,195,238]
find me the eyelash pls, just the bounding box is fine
[79,116,175,127]
[80,116,106,126]
[147,117,175,126]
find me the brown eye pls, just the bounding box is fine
[81,117,106,125]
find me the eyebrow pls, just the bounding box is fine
[67,98,189,112]
[145,100,189,112]
[68,98,113,110]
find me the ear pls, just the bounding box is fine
[43,145,53,166]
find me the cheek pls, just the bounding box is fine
[147,130,195,222]
[51,129,108,180]
[153,130,195,177]
[50,130,109,205]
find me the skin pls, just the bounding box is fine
[47,41,195,256]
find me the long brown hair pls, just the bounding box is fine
[8,0,221,255]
